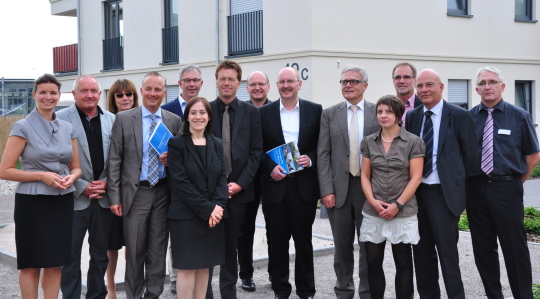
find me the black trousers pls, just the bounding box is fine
[206,200,246,299]
[237,171,267,280]
[262,177,317,298]
[413,186,465,299]
[61,200,112,299]
[467,176,533,299]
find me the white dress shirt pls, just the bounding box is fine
[420,99,444,184]
[346,99,365,168]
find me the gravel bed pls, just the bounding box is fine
[0,180,16,196]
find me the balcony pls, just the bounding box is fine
[53,44,78,75]
[162,26,179,64]
[103,36,124,71]
[227,10,263,57]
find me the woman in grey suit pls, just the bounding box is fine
[167,97,227,299]
[0,74,82,299]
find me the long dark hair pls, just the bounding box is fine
[182,97,213,136]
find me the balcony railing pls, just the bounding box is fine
[103,36,124,70]
[162,26,179,64]
[53,44,78,74]
[227,10,263,56]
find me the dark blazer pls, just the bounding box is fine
[210,98,263,204]
[108,107,182,215]
[259,99,323,204]
[161,97,185,122]
[405,100,478,216]
[413,94,422,108]
[167,134,227,221]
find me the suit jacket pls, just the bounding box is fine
[317,100,380,208]
[107,107,182,215]
[167,134,228,221]
[259,99,323,204]
[57,104,115,211]
[413,94,422,108]
[210,98,263,204]
[405,100,478,216]
[161,97,185,122]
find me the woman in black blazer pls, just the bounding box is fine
[167,97,227,299]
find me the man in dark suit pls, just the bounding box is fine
[162,64,204,122]
[237,71,272,293]
[58,75,115,299]
[318,66,379,299]
[108,71,182,299]
[467,66,540,299]
[161,64,204,294]
[259,67,322,299]
[206,60,263,299]
[393,62,421,124]
[405,69,478,299]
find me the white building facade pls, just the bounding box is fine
[50,0,540,131]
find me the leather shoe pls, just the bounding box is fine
[241,278,256,292]
[274,295,289,299]
[299,296,314,299]
[170,281,176,294]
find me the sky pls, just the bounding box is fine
[0,0,78,79]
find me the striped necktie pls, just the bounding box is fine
[481,108,494,174]
[148,115,160,186]
[422,110,434,178]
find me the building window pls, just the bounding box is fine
[237,81,250,102]
[162,0,179,64]
[227,0,263,57]
[448,0,471,17]
[448,80,469,109]
[515,81,533,115]
[103,0,124,70]
[166,85,180,103]
[515,0,536,22]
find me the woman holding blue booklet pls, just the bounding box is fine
[167,97,227,299]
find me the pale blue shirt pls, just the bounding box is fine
[140,106,166,181]
[346,99,365,168]
[420,99,444,184]
[179,94,188,115]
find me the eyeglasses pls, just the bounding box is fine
[416,82,440,89]
[339,79,365,86]
[115,92,134,98]
[218,77,238,83]
[180,78,202,83]
[277,80,299,85]
[393,75,415,81]
[477,80,501,88]
[248,83,269,87]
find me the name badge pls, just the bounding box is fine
[498,129,511,135]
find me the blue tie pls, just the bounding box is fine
[148,115,159,186]
[422,111,434,178]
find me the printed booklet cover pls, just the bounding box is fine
[149,121,173,155]
[266,141,304,174]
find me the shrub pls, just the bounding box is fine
[532,163,540,178]
[458,211,469,231]
[533,284,540,299]
[524,207,540,234]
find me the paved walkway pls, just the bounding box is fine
[1,179,539,298]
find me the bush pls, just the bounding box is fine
[458,211,469,231]
[533,284,540,299]
[532,163,540,178]
[524,207,540,234]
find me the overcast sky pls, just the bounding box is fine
[0,1,77,79]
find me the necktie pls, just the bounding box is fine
[148,115,159,186]
[481,108,494,174]
[222,105,232,175]
[422,110,434,178]
[349,105,360,177]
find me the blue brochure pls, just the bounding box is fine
[149,121,173,155]
[266,141,304,174]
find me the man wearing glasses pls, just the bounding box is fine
[317,65,379,299]
[392,62,422,123]
[259,67,322,299]
[206,60,263,299]
[467,66,539,299]
[237,71,272,293]
[405,69,478,299]
[162,64,204,122]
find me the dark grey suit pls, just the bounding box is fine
[405,100,478,299]
[317,100,379,299]
[108,107,181,299]
[58,104,115,299]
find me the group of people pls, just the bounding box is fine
[0,60,538,299]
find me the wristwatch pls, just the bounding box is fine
[394,201,404,210]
